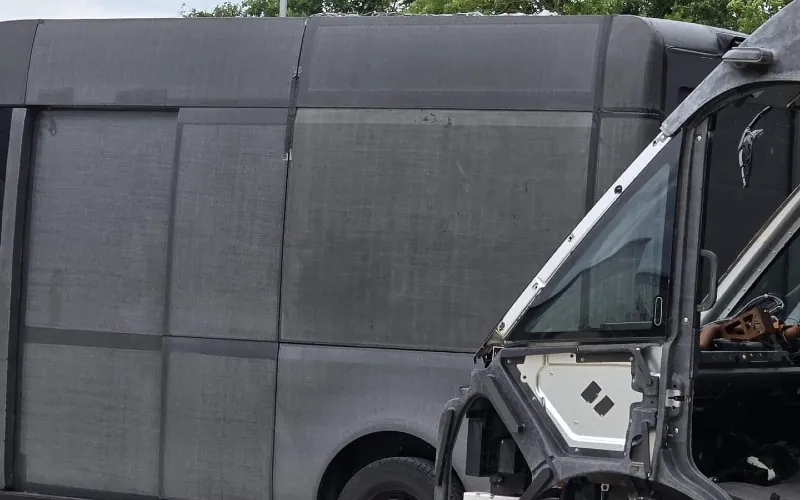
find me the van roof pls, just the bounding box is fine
[0,15,743,110]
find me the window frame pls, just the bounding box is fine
[505,136,684,344]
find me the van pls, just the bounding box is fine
[0,14,766,500]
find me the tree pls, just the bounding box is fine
[182,0,320,17]
[181,0,407,17]
[560,0,790,33]
[183,0,792,33]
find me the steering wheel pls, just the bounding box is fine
[730,293,785,318]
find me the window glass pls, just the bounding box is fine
[507,137,682,342]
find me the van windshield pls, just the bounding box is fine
[506,137,682,343]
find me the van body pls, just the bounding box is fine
[0,14,766,500]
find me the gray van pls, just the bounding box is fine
[0,13,773,500]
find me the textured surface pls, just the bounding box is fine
[26,18,304,107]
[603,17,663,111]
[282,109,591,350]
[163,345,276,500]
[18,342,161,494]
[24,111,175,334]
[272,344,483,500]
[0,20,37,106]
[169,123,286,341]
[0,108,10,185]
[299,16,600,110]
[594,116,661,201]
[0,109,32,489]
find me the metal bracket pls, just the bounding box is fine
[665,389,685,408]
[625,348,660,478]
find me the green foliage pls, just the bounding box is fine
[183,0,792,33]
[182,0,406,17]
[182,0,320,17]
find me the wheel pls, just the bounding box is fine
[338,456,465,500]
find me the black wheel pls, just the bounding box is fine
[338,456,465,500]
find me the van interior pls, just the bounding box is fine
[692,84,800,500]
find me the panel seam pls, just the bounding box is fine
[579,16,613,330]
[21,22,41,105]
[272,18,308,500]
[158,119,184,499]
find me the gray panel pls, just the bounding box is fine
[24,111,175,335]
[282,109,591,350]
[0,109,34,489]
[177,108,289,126]
[0,21,37,106]
[26,18,304,107]
[272,344,484,500]
[298,16,600,110]
[641,16,740,54]
[163,347,276,500]
[169,124,286,341]
[18,343,161,494]
[603,17,664,111]
[594,116,661,201]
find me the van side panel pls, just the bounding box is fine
[161,109,287,500]
[297,16,602,111]
[594,116,662,201]
[162,338,277,500]
[0,21,36,107]
[25,19,304,107]
[273,344,478,500]
[281,109,592,352]
[20,111,175,495]
[17,107,287,499]
[602,17,664,112]
[169,108,288,342]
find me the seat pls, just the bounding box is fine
[720,473,800,499]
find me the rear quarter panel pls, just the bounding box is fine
[272,343,487,499]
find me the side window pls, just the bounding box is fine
[507,137,683,342]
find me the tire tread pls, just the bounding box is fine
[338,456,464,500]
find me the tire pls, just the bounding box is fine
[338,456,465,500]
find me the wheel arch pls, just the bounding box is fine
[316,428,465,500]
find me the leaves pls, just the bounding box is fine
[182,0,406,16]
[182,0,792,33]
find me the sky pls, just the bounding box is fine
[0,0,221,21]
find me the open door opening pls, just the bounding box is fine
[690,83,800,500]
